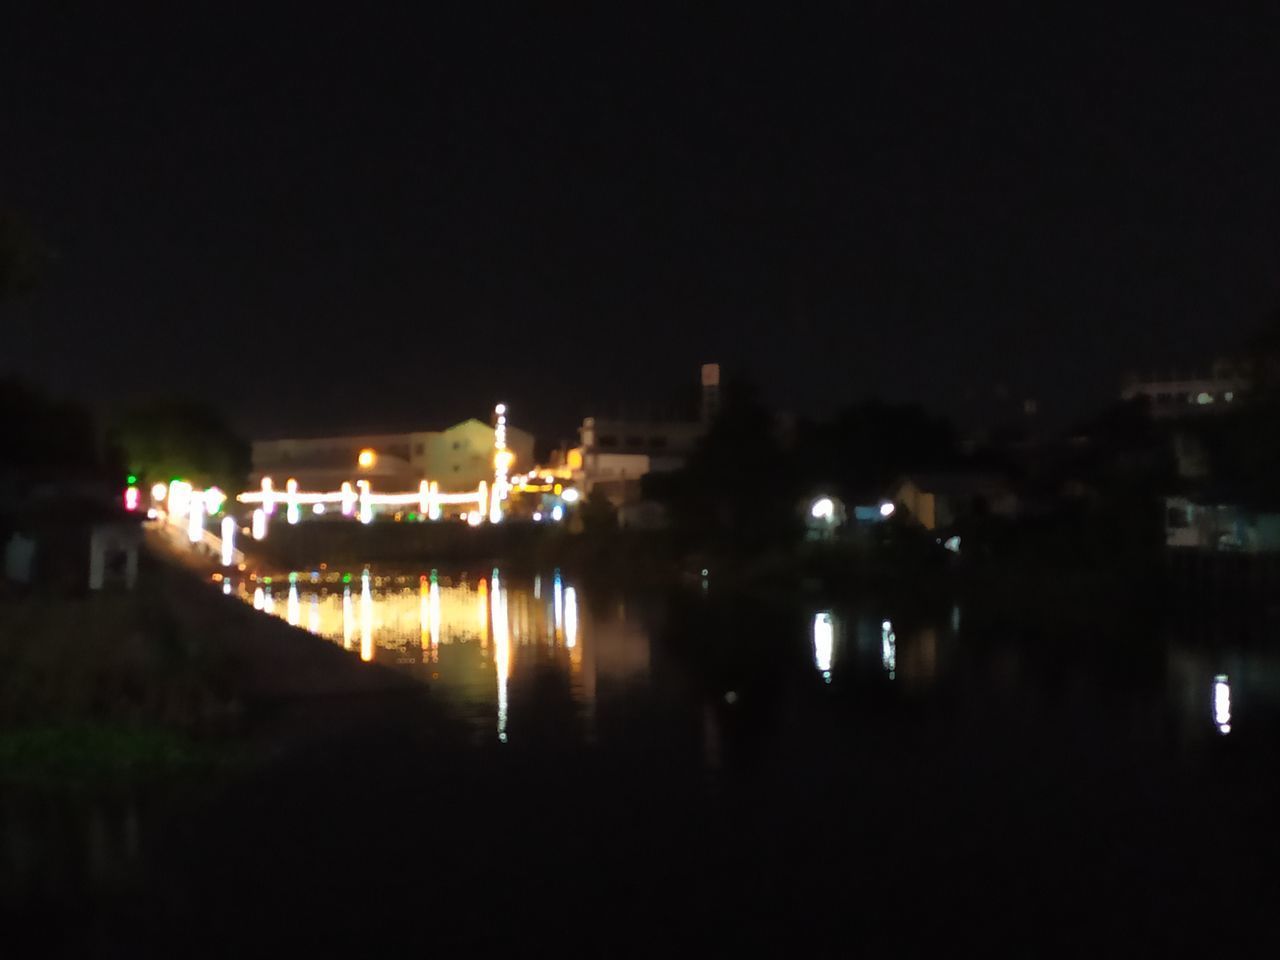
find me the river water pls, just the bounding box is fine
[230,564,1277,761]
[17,563,1280,951]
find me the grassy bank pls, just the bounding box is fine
[0,547,413,789]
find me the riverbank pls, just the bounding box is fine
[0,539,419,789]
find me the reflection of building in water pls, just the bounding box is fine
[845,615,945,689]
[881,620,896,680]
[1213,674,1231,735]
[235,569,651,742]
[813,612,834,682]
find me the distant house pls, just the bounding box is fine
[576,363,720,505]
[1165,496,1280,553]
[1121,359,1250,418]
[891,473,1019,531]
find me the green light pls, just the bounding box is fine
[407,511,417,521]
[288,572,298,584]
[263,576,272,585]
[342,573,352,584]
[430,568,438,585]
[126,474,137,485]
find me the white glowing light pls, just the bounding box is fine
[467,511,483,527]
[204,487,226,514]
[151,482,168,502]
[427,480,441,520]
[533,511,543,522]
[287,584,300,626]
[341,481,356,516]
[263,589,275,615]
[252,508,267,541]
[169,480,193,520]
[879,501,895,518]
[124,486,140,511]
[492,568,509,742]
[358,479,372,524]
[360,569,373,661]
[342,585,353,650]
[551,504,564,522]
[564,585,578,649]
[944,535,961,553]
[222,579,232,595]
[253,586,265,610]
[1196,392,1214,405]
[811,497,834,520]
[1214,674,1231,734]
[260,476,276,515]
[358,448,376,468]
[286,478,300,525]
[813,612,833,681]
[220,515,235,566]
[553,572,563,639]
[187,494,204,543]
[313,502,325,514]
[146,508,159,519]
[560,487,580,503]
[491,403,511,524]
[308,596,320,634]
[882,619,896,680]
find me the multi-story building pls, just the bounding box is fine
[1121,359,1249,417]
[576,363,719,502]
[251,418,535,493]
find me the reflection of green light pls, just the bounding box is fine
[407,511,417,521]
[288,572,297,584]
[430,568,438,584]
[342,573,352,584]
[126,474,137,485]
[263,576,272,585]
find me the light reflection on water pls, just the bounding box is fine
[226,567,1274,748]
[230,568,601,741]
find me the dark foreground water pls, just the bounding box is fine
[12,564,1280,953]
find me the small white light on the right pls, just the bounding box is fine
[810,497,834,520]
[1213,674,1231,734]
[551,504,564,522]
[532,511,543,522]
[560,487,580,503]
[879,501,895,518]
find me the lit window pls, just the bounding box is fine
[1195,392,1213,405]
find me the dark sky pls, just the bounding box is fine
[4,5,1280,444]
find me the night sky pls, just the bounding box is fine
[4,6,1280,445]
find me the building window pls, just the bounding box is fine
[453,465,460,472]
[453,441,462,450]
[649,437,668,449]
[626,436,644,448]
[1167,506,1190,529]
[414,443,424,456]
[599,435,618,448]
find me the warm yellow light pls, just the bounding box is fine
[358,448,376,469]
[494,449,515,471]
[567,448,584,470]
[151,482,168,501]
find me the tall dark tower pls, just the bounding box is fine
[700,363,721,425]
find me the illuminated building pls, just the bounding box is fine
[250,417,535,494]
